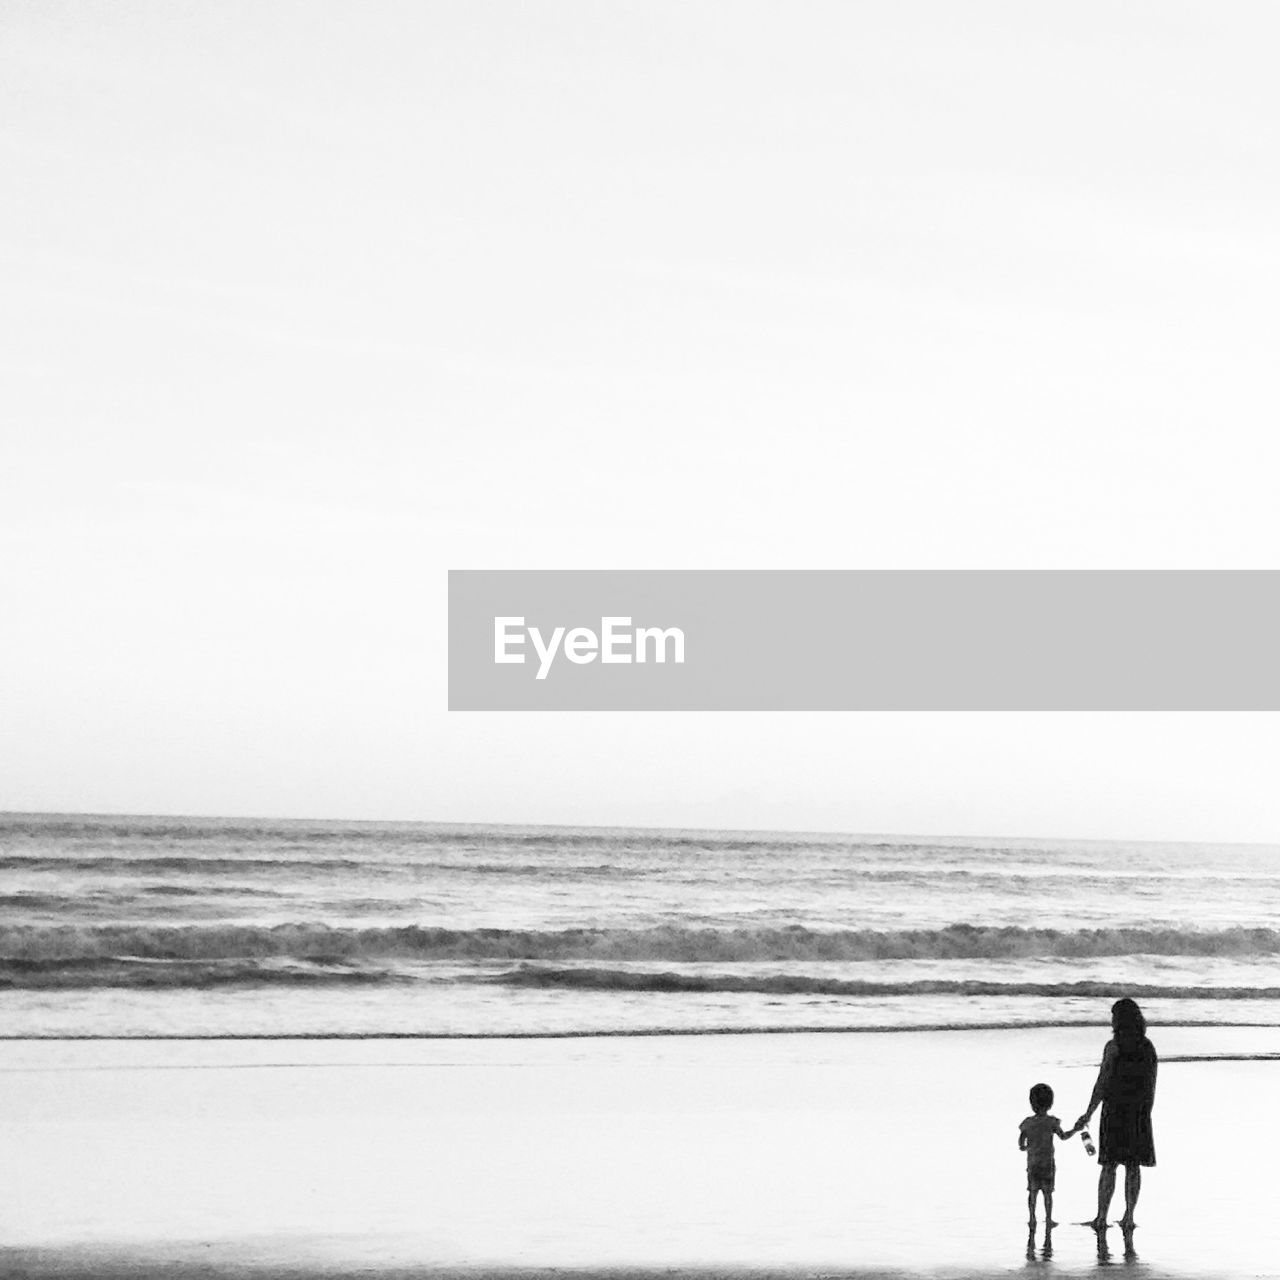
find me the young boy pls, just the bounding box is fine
[1019,1082,1073,1229]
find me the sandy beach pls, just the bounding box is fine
[6,1025,1280,1278]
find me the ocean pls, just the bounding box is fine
[4,812,1280,1039]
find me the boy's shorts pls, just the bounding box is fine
[1027,1162,1055,1193]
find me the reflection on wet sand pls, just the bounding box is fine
[1087,1220,1139,1267]
[1024,1221,1055,1263]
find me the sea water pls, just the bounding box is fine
[6,813,1280,1039]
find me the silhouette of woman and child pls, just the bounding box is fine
[1018,997,1157,1252]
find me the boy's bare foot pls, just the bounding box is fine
[1082,1218,1108,1230]
[1046,1219,1058,1228]
[1119,1217,1137,1230]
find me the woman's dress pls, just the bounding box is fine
[1098,1035,1157,1167]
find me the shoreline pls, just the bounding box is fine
[2,1016,1280,1040]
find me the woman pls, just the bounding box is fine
[1075,997,1157,1230]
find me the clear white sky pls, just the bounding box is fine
[3,2,1280,841]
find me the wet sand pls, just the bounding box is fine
[0,1262,1228,1280]
[5,1027,1279,1277]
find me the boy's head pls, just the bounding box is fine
[1029,1082,1054,1113]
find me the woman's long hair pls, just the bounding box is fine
[1111,996,1147,1042]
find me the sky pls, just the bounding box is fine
[3,2,1280,841]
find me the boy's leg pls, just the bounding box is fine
[1027,1187,1037,1227]
[1044,1188,1056,1227]
[1120,1165,1141,1227]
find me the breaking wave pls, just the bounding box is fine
[487,965,1280,1000]
[0,957,393,990]
[3,921,1280,972]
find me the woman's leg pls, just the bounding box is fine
[1092,1163,1117,1228]
[1120,1165,1141,1227]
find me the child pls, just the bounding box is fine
[1019,1082,1073,1229]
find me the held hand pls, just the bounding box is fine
[1074,1114,1090,1132]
